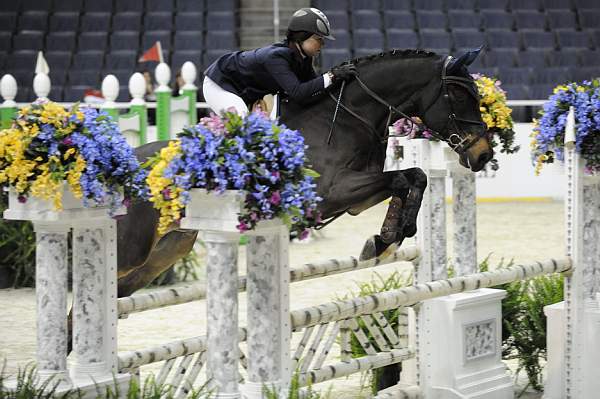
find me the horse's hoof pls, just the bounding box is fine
[403,222,417,237]
[359,235,388,261]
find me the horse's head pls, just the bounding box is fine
[417,49,493,172]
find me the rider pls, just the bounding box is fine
[203,7,358,117]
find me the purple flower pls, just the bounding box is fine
[163,110,322,237]
[269,191,281,205]
[237,221,249,232]
[299,229,310,240]
[17,195,27,204]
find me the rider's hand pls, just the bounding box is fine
[330,63,358,83]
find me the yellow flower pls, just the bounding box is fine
[66,154,86,199]
[146,141,184,235]
[553,85,568,94]
[63,148,76,160]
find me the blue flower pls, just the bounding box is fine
[163,111,322,236]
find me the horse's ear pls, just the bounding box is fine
[447,46,483,74]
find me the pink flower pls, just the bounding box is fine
[200,113,226,135]
[299,229,310,240]
[161,188,171,200]
[250,212,258,221]
[392,118,419,138]
[62,137,73,146]
[269,191,281,205]
[237,221,249,232]
[271,171,280,180]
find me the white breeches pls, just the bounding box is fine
[203,76,249,117]
[203,76,279,120]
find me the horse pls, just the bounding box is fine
[113,48,492,299]
[67,49,493,392]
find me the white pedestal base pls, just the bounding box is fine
[421,288,513,399]
[544,300,600,399]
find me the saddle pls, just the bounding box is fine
[251,94,276,116]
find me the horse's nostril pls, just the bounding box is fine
[478,152,492,166]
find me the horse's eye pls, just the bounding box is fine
[453,90,468,102]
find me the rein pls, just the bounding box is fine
[326,56,487,156]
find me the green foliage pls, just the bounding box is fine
[0,364,211,398]
[339,271,412,394]
[499,270,564,393]
[0,190,36,288]
[476,255,564,394]
[263,372,331,399]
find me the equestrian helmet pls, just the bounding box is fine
[288,8,335,40]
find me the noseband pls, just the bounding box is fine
[327,56,487,156]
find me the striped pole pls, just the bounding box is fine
[181,61,198,126]
[155,62,171,140]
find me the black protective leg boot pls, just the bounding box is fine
[380,197,404,244]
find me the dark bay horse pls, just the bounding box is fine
[114,49,493,298]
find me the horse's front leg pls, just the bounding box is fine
[398,167,428,238]
[359,171,411,260]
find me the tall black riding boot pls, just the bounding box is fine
[380,197,403,244]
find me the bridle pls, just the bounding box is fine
[327,56,488,156]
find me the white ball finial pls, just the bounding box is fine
[102,74,119,103]
[0,74,18,105]
[129,72,146,105]
[33,73,51,100]
[155,62,171,92]
[181,61,197,90]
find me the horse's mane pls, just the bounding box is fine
[334,49,441,68]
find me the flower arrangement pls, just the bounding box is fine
[390,74,519,170]
[146,111,322,237]
[0,101,147,213]
[531,79,600,175]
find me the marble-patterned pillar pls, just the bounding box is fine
[243,225,290,398]
[582,179,600,301]
[429,172,448,280]
[33,222,72,389]
[71,219,117,380]
[204,231,241,399]
[452,171,477,276]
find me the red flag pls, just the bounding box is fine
[138,42,163,63]
[84,88,104,104]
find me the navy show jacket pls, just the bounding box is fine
[204,42,326,106]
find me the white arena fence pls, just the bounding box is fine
[0,60,596,399]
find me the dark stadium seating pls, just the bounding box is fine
[78,32,109,52]
[387,29,419,49]
[0,0,598,103]
[352,10,382,30]
[109,32,140,52]
[49,12,80,32]
[447,10,481,29]
[484,49,518,68]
